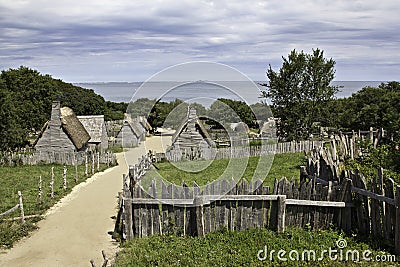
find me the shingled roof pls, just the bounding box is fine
[171,106,214,147]
[77,115,106,143]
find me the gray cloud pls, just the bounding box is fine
[0,0,399,81]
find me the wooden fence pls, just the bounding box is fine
[164,140,323,161]
[0,150,116,166]
[117,146,400,254]
[118,177,348,240]
[0,191,25,224]
[304,141,400,253]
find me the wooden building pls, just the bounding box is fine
[168,107,215,155]
[77,115,108,151]
[34,101,90,153]
[114,114,148,148]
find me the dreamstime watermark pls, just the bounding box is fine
[257,238,397,263]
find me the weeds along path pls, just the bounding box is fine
[0,137,169,267]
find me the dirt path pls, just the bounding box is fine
[0,135,171,267]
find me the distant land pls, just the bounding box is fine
[74,81,386,104]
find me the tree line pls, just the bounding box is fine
[127,97,271,130]
[263,48,400,142]
[0,66,127,150]
[1,52,399,152]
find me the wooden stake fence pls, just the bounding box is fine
[0,191,27,223]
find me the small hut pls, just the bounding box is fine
[168,107,215,157]
[77,115,108,151]
[34,101,90,153]
[114,114,147,147]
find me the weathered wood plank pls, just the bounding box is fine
[384,178,395,242]
[394,186,400,255]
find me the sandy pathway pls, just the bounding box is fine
[0,136,170,267]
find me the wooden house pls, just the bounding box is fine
[77,115,108,151]
[114,114,147,147]
[168,107,215,154]
[34,101,90,153]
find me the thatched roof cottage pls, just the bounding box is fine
[34,101,90,153]
[77,115,108,151]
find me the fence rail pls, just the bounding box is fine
[117,175,348,240]
[0,191,25,224]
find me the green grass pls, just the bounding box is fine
[108,146,124,153]
[115,227,393,267]
[0,163,110,248]
[148,153,306,188]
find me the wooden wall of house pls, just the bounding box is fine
[115,124,139,148]
[100,122,109,150]
[35,124,78,153]
[35,101,79,153]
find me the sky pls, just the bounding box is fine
[0,0,399,82]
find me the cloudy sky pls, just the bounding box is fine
[0,0,399,82]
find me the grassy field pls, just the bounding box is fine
[148,153,306,188]
[0,163,109,248]
[115,227,393,267]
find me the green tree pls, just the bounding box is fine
[0,79,27,149]
[262,49,338,141]
[0,66,129,149]
[334,82,400,136]
[208,98,256,128]
[250,102,273,122]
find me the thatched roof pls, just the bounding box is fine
[118,114,145,138]
[139,116,152,131]
[172,107,213,147]
[61,107,90,150]
[77,115,106,143]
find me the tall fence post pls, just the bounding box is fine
[50,167,54,198]
[74,155,78,184]
[85,155,88,176]
[395,185,400,255]
[277,195,286,233]
[38,176,43,205]
[194,196,205,237]
[123,174,133,240]
[18,191,25,224]
[92,153,95,175]
[97,152,100,171]
[63,166,67,190]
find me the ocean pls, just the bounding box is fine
[74,81,385,105]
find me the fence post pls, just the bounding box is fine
[277,195,286,233]
[97,152,100,171]
[92,153,95,174]
[194,196,205,236]
[18,191,25,224]
[107,152,110,168]
[123,174,133,240]
[85,155,88,176]
[38,176,43,205]
[63,166,67,190]
[395,185,400,255]
[74,158,78,184]
[50,167,54,199]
